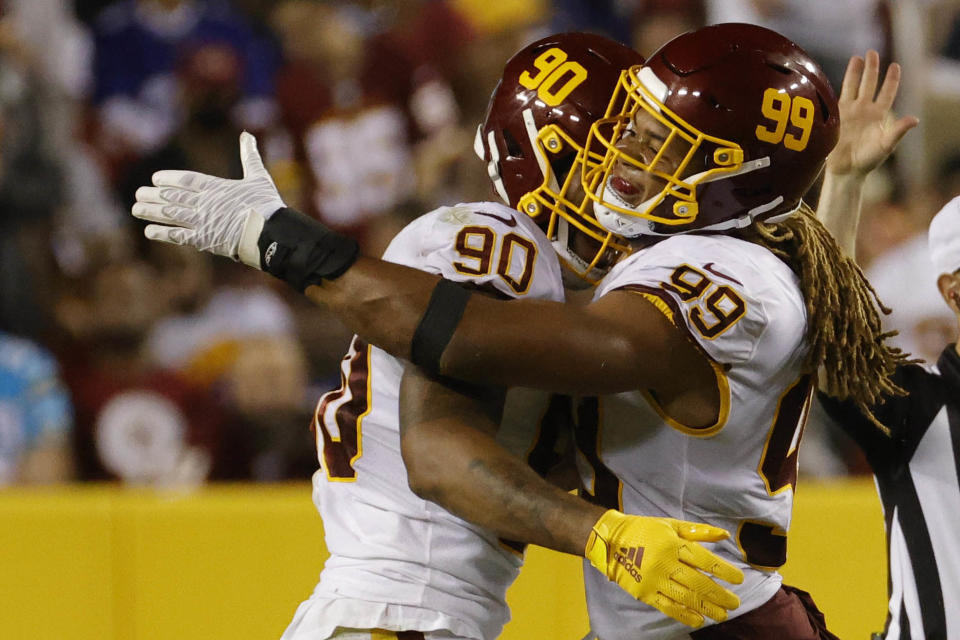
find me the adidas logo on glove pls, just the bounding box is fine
[613,546,645,583]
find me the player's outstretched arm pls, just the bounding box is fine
[816,50,918,257]
[132,133,708,396]
[399,366,743,628]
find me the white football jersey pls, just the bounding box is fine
[579,234,811,640]
[283,203,566,640]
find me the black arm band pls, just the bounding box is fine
[411,278,473,376]
[258,207,359,291]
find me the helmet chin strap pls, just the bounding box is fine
[552,218,607,286]
[594,190,661,238]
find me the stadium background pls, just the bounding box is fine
[1,0,958,638]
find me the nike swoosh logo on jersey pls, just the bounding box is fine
[703,262,743,286]
[471,210,518,227]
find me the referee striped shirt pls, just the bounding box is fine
[819,345,960,640]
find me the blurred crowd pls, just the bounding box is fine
[1,0,959,486]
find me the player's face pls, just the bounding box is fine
[606,109,698,207]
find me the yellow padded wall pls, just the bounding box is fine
[0,479,885,640]
[781,479,888,638]
[0,487,116,640]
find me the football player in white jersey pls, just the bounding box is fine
[131,24,908,639]
[133,33,744,639]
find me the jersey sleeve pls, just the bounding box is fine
[595,238,799,367]
[381,203,564,302]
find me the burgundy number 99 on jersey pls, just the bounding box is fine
[662,264,747,339]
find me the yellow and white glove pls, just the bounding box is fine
[585,509,743,628]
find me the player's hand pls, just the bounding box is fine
[132,132,358,290]
[132,131,285,266]
[825,50,918,178]
[584,510,743,628]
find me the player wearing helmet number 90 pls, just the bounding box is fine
[134,24,911,640]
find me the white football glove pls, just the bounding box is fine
[131,131,283,268]
[132,132,358,290]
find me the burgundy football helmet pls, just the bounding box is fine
[475,33,645,282]
[582,23,840,236]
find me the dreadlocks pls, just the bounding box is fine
[739,202,911,433]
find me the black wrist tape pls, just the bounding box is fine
[411,278,473,376]
[258,207,359,291]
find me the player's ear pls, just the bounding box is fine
[936,272,960,313]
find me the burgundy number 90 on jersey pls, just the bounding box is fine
[453,225,538,295]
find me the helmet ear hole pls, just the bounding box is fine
[503,129,524,159]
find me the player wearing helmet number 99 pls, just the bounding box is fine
[134,24,907,639]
